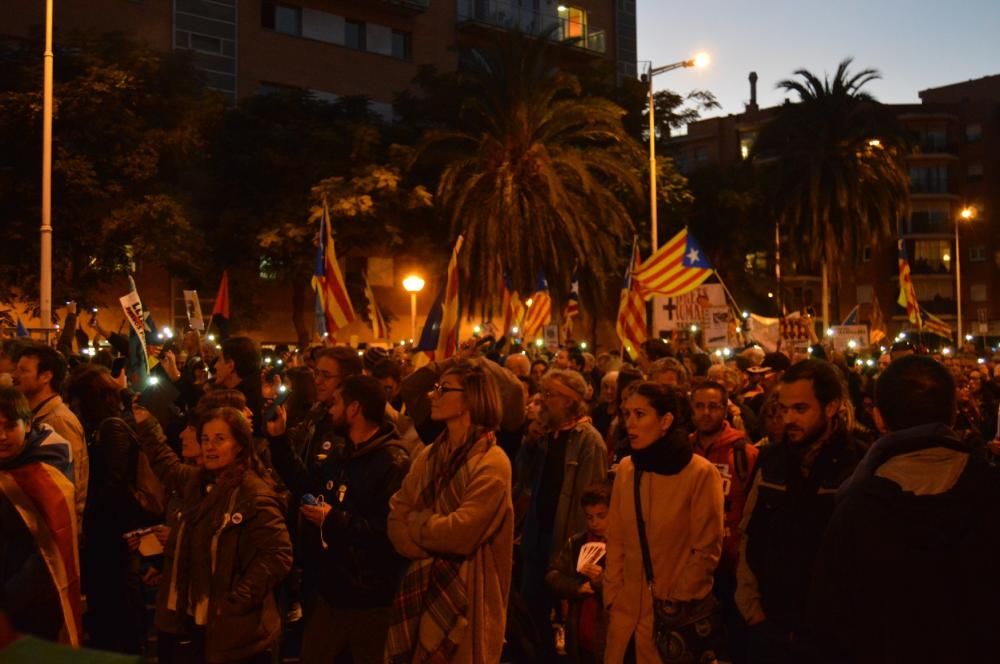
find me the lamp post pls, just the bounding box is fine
[643,52,709,251]
[40,0,54,339]
[955,206,976,345]
[402,275,425,343]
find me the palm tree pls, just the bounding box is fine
[416,31,644,320]
[753,58,909,327]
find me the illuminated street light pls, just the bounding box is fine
[403,275,425,343]
[956,206,977,343]
[642,52,711,250]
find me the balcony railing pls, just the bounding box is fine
[457,0,607,53]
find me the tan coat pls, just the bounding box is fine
[34,395,87,529]
[603,455,724,663]
[388,439,514,664]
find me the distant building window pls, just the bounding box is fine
[262,2,301,36]
[910,165,948,194]
[967,162,983,181]
[966,123,982,142]
[913,239,952,273]
[970,284,987,302]
[189,33,222,54]
[345,19,366,50]
[558,5,588,39]
[391,30,411,59]
[861,246,872,262]
[969,244,987,263]
[909,209,949,234]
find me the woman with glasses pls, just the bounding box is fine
[386,361,514,664]
[603,382,724,663]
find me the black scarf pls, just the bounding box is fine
[631,425,693,476]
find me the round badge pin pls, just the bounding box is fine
[322,440,332,451]
[326,480,335,491]
[231,513,243,525]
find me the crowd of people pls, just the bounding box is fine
[2,310,1000,663]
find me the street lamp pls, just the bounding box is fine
[402,275,425,343]
[643,52,710,250]
[955,206,976,344]
[40,0,55,339]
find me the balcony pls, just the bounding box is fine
[456,0,607,53]
[375,0,431,13]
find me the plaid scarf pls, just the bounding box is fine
[387,428,496,664]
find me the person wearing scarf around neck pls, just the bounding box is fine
[603,382,724,663]
[134,405,292,663]
[386,361,514,664]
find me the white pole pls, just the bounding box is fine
[648,72,658,252]
[40,0,55,341]
[410,292,417,343]
[955,220,962,344]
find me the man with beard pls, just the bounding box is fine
[268,375,410,664]
[691,381,757,664]
[516,369,607,657]
[735,359,862,663]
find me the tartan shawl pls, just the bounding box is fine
[387,428,497,664]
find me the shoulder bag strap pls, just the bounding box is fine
[633,468,655,589]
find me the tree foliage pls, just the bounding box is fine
[0,31,221,304]
[753,58,910,282]
[414,31,645,320]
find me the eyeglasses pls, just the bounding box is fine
[432,383,465,395]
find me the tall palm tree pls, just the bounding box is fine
[416,31,644,320]
[753,58,909,326]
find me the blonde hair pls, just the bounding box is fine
[442,361,503,430]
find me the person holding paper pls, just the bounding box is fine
[545,482,611,664]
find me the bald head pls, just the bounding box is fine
[504,353,531,378]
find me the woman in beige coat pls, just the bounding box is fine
[603,383,724,663]
[386,360,514,664]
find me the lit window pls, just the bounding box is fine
[557,5,587,39]
[913,239,952,273]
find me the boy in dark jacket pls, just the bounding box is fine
[545,483,610,664]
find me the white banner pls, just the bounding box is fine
[831,325,868,352]
[119,289,148,369]
[652,284,726,334]
[703,306,730,349]
[183,290,205,331]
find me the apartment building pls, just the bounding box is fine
[666,73,1000,340]
[6,0,635,342]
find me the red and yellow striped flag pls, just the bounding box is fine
[436,236,464,359]
[897,239,922,328]
[617,238,647,356]
[633,228,713,299]
[365,276,389,340]
[312,203,355,338]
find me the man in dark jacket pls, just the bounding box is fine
[736,359,862,663]
[268,375,410,664]
[808,355,1000,663]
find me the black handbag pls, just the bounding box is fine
[634,468,721,664]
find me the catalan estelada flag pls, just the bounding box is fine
[896,239,921,328]
[364,274,389,340]
[312,203,355,338]
[435,236,464,359]
[0,430,81,647]
[561,271,580,341]
[617,237,647,357]
[922,310,953,339]
[633,227,713,299]
[521,274,552,341]
[500,275,525,335]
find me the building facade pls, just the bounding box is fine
[666,73,1000,343]
[5,0,634,343]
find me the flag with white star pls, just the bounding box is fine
[633,228,713,298]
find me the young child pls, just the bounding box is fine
[545,483,610,664]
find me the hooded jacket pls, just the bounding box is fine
[808,423,1000,663]
[269,422,410,609]
[692,421,758,571]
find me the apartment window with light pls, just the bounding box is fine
[345,19,366,50]
[558,5,588,39]
[261,2,301,36]
[913,239,952,273]
[391,30,411,60]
